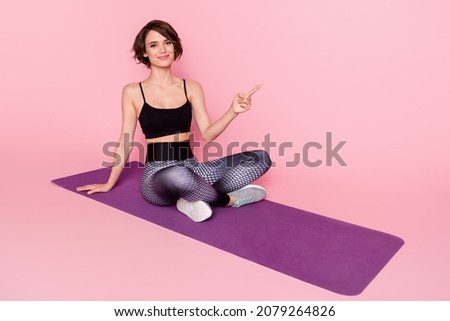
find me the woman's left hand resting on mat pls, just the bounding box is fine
[76,183,113,195]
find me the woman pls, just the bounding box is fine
[77,20,271,222]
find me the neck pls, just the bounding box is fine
[146,66,177,86]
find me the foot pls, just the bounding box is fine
[176,198,213,222]
[228,185,266,208]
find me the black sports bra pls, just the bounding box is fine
[138,79,192,139]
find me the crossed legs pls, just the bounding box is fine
[141,150,272,221]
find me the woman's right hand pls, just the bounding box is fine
[76,183,113,195]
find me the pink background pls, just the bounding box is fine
[1,0,449,300]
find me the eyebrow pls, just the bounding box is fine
[147,39,171,46]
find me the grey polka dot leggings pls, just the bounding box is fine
[141,143,272,207]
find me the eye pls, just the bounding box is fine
[149,44,157,48]
[165,40,172,45]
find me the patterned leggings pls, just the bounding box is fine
[141,148,272,207]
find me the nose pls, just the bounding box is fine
[160,44,167,53]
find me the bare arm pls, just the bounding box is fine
[76,84,138,194]
[189,80,262,142]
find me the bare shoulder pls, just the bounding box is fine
[185,78,203,90]
[122,82,141,98]
[122,82,144,108]
[120,83,143,117]
[185,79,204,98]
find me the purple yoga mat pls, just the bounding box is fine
[52,161,404,295]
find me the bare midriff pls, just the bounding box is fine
[145,132,191,144]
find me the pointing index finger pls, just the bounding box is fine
[246,84,263,97]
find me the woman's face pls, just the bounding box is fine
[144,30,175,68]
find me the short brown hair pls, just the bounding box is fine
[132,20,183,68]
